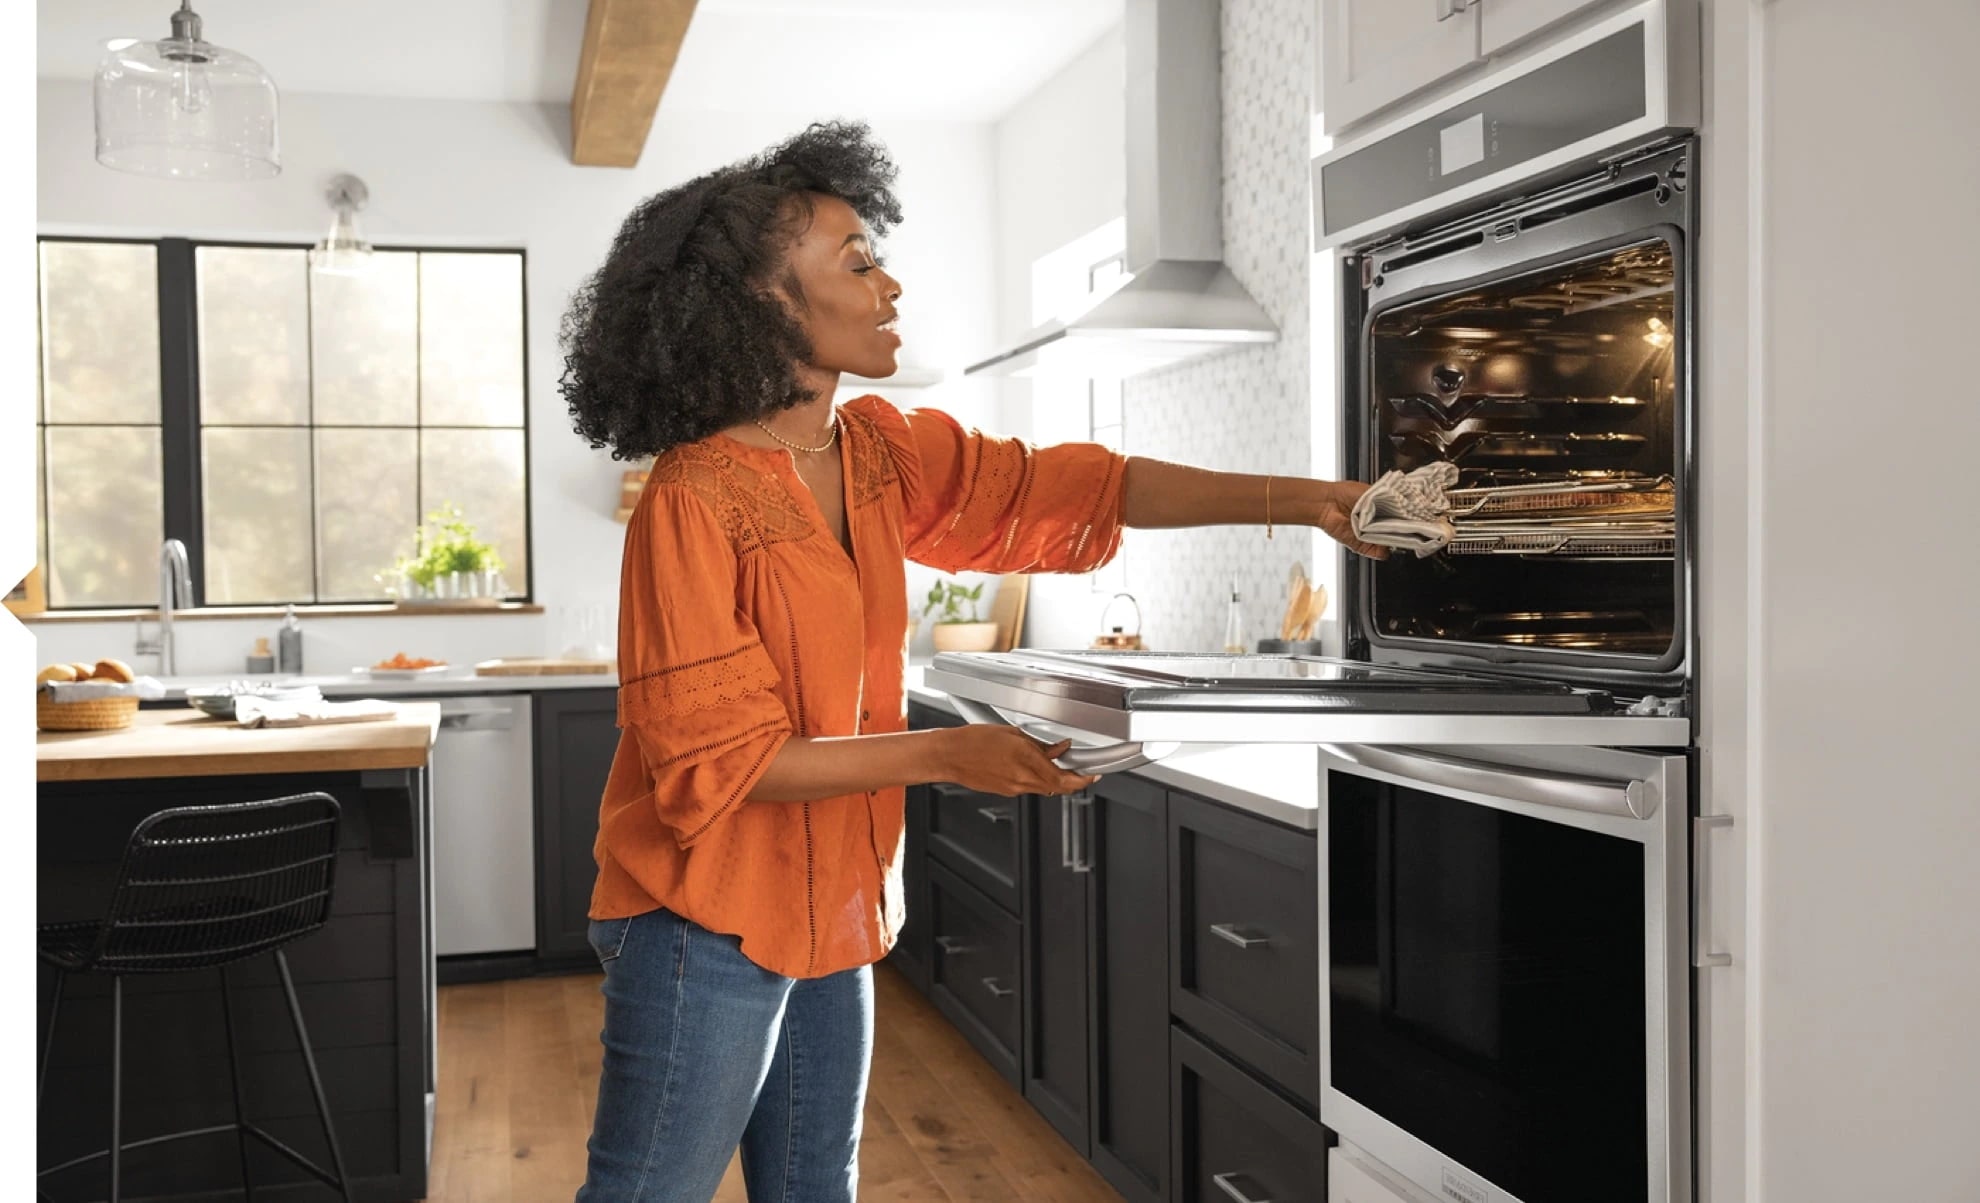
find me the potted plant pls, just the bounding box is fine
[386,503,507,605]
[923,578,1000,652]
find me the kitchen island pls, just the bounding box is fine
[37,705,440,1202]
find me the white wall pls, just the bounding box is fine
[32,79,998,675]
[989,25,1127,650]
[1742,2,1980,1199]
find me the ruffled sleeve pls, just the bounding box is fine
[615,479,794,847]
[851,396,1126,575]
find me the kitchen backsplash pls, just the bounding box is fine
[1121,0,1316,652]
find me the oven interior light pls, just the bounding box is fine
[1643,317,1674,349]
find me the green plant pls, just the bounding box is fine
[393,503,503,591]
[922,579,985,625]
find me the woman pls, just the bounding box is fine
[560,120,1381,1203]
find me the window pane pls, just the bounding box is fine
[421,429,527,594]
[312,251,417,426]
[420,253,525,427]
[45,426,162,607]
[316,429,418,601]
[39,241,161,424]
[203,428,314,604]
[197,246,310,425]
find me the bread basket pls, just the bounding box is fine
[36,688,139,732]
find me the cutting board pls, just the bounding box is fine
[474,658,612,677]
[987,574,1030,652]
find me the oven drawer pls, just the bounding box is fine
[927,781,1022,913]
[1174,1026,1329,1203]
[1170,791,1320,1105]
[928,860,1022,1085]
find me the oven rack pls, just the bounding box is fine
[1441,477,1676,558]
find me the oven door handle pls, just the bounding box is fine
[948,697,1177,776]
[1318,743,1661,820]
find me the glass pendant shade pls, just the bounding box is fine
[94,3,280,181]
[310,175,375,275]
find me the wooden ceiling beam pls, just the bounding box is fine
[570,0,700,167]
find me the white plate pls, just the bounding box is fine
[355,665,451,678]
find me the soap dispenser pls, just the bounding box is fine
[277,605,304,673]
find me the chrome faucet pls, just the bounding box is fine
[135,538,194,676]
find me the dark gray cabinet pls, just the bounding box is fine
[533,687,620,963]
[900,701,1327,1203]
[1173,1026,1328,1203]
[1022,775,1172,1203]
[1169,790,1321,1107]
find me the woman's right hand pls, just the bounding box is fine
[930,725,1100,797]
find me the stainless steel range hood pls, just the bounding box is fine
[964,0,1278,380]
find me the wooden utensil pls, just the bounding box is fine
[1293,584,1328,641]
[1279,563,1312,642]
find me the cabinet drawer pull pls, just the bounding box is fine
[1213,1171,1273,1203]
[980,976,1014,999]
[976,805,1015,825]
[1209,922,1271,949]
[935,936,976,956]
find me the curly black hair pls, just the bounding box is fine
[559,120,904,461]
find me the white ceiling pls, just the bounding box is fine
[37,0,1124,121]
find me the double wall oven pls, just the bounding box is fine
[929,7,1706,1202]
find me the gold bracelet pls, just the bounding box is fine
[1265,476,1274,541]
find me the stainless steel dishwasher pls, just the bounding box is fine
[429,694,537,957]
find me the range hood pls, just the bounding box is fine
[965,0,1278,380]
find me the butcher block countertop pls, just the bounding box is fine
[36,703,441,783]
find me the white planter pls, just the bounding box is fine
[931,621,1000,653]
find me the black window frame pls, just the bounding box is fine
[33,234,535,611]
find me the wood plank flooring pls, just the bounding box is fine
[422,964,1121,1202]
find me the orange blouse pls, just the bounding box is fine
[591,395,1127,978]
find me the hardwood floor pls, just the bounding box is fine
[422,964,1122,1202]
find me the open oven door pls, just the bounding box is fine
[923,650,1689,778]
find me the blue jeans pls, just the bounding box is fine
[575,908,873,1203]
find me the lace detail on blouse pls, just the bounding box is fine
[618,641,783,725]
[840,405,902,509]
[648,446,813,554]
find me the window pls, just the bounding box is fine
[32,238,530,609]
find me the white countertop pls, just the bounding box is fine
[904,664,1321,831]
[156,669,618,700]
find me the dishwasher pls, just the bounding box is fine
[429,694,537,957]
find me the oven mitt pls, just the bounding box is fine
[1350,462,1460,557]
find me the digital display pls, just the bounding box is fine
[1440,113,1485,175]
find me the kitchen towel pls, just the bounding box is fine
[1350,462,1462,557]
[234,696,399,729]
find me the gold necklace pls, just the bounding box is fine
[754,412,839,455]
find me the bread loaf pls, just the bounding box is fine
[92,658,135,684]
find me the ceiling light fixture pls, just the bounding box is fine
[310,175,375,275]
[94,1,281,181]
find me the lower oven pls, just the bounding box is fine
[1319,742,1690,1203]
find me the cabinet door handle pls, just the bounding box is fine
[980,976,1014,999]
[1692,814,1734,968]
[1209,922,1271,949]
[1213,1171,1274,1203]
[1070,793,1093,874]
[935,936,976,956]
[1060,795,1074,869]
[976,805,1014,825]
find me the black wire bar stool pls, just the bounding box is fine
[37,792,355,1202]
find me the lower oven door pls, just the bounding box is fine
[1319,743,1690,1203]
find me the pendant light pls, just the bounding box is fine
[94,1,280,181]
[309,175,375,275]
